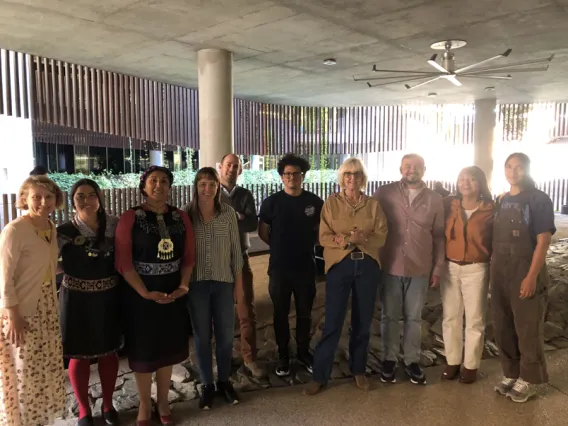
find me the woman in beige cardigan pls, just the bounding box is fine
[0,175,66,426]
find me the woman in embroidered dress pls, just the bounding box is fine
[57,179,122,426]
[115,166,195,426]
[0,175,65,426]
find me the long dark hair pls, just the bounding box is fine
[70,178,107,245]
[190,167,222,218]
[505,152,536,189]
[456,166,492,202]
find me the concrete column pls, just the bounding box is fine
[197,49,233,169]
[473,98,497,189]
[149,150,163,166]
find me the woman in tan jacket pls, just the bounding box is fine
[0,175,66,426]
[441,166,494,384]
[304,158,388,395]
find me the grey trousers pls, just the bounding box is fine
[379,274,429,365]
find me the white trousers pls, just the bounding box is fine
[441,261,490,370]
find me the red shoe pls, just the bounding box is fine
[154,405,174,426]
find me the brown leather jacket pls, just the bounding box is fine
[444,196,495,263]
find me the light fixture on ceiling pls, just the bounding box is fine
[323,58,337,66]
[485,86,496,92]
[428,92,438,97]
[354,39,554,90]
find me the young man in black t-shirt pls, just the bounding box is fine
[259,154,324,377]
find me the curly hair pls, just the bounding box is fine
[277,154,311,176]
[17,175,64,210]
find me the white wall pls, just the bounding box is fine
[0,114,33,194]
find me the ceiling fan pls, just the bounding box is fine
[354,39,554,90]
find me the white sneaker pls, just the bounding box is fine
[494,377,517,396]
[506,378,537,403]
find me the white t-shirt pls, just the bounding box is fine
[465,207,478,220]
[408,189,420,205]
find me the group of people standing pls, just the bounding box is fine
[0,150,555,426]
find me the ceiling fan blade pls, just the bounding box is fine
[354,73,442,82]
[367,75,435,88]
[462,66,551,75]
[455,48,513,74]
[427,54,449,74]
[459,74,513,80]
[458,55,554,74]
[405,76,441,90]
[446,75,462,86]
[372,65,442,75]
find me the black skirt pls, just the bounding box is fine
[59,275,123,359]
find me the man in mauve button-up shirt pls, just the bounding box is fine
[373,153,445,386]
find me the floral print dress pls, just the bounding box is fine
[0,229,65,426]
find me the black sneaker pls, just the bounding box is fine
[199,384,215,410]
[217,381,240,405]
[380,360,397,383]
[275,357,291,377]
[101,408,119,425]
[297,352,314,374]
[405,363,426,385]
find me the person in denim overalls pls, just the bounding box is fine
[491,153,555,403]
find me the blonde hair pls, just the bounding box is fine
[338,157,368,191]
[17,175,64,210]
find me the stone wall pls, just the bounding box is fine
[65,239,568,419]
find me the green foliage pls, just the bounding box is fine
[49,168,338,191]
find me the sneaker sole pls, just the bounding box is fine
[380,376,396,384]
[406,372,426,385]
[507,393,536,403]
[275,370,291,377]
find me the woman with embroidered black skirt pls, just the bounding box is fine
[57,179,122,426]
[115,166,195,426]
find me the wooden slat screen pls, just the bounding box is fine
[0,48,33,118]
[30,55,198,148]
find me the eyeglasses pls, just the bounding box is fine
[344,171,363,178]
[282,172,302,179]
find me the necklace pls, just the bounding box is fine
[143,203,174,260]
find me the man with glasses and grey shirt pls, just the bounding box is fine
[217,153,265,379]
[373,153,445,385]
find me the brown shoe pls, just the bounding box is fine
[303,380,324,396]
[355,375,370,391]
[441,365,460,380]
[459,368,477,384]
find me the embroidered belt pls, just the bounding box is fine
[62,275,118,292]
[133,259,180,276]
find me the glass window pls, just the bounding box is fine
[107,148,125,174]
[58,144,76,173]
[136,149,149,173]
[164,151,174,169]
[89,146,107,175]
[74,145,88,174]
[34,141,57,173]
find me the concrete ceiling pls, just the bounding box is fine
[1,0,568,106]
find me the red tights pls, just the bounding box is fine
[68,353,119,419]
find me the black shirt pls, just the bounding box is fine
[259,190,324,276]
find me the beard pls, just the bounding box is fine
[402,175,421,185]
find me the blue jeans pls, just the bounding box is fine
[187,280,235,386]
[312,256,380,384]
[379,274,429,365]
